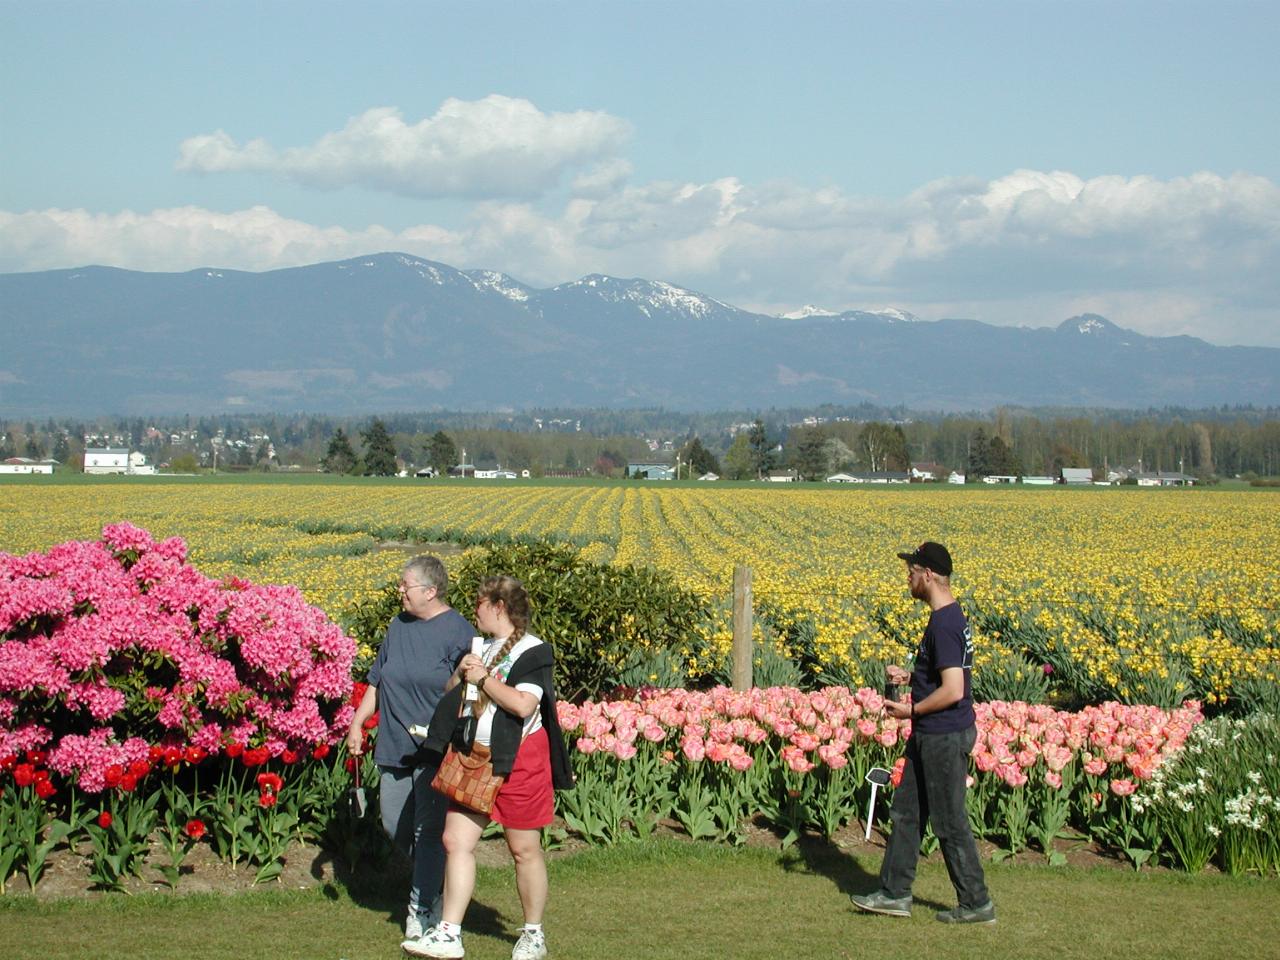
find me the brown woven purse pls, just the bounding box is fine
[431,742,505,814]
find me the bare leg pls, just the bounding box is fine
[505,827,547,925]
[440,808,487,924]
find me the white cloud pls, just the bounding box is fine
[176,96,631,200]
[3,168,1277,346]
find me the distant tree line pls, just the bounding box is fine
[5,405,1280,480]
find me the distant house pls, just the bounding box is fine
[1061,467,1094,485]
[948,471,966,485]
[83,447,131,475]
[1136,471,1196,487]
[628,462,674,480]
[1022,475,1055,485]
[475,468,519,480]
[910,462,946,482]
[415,466,437,478]
[982,474,1018,484]
[697,472,720,481]
[0,457,54,475]
[823,471,909,484]
[766,469,799,482]
[128,451,156,476]
[448,463,476,478]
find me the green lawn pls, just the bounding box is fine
[1,840,1275,960]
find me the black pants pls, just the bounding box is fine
[880,726,990,908]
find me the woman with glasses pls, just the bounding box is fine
[404,575,573,960]
[347,555,474,942]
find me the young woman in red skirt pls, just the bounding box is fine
[406,576,572,960]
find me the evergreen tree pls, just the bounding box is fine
[323,429,359,474]
[747,420,775,478]
[427,430,458,474]
[788,426,830,480]
[988,435,1022,476]
[968,427,991,480]
[679,436,721,477]
[361,419,398,476]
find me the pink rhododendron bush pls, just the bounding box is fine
[0,525,370,892]
[0,523,355,786]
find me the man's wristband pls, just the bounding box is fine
[910,704,917,720]
[476,674,487,692]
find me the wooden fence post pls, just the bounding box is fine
[732,565,753,690]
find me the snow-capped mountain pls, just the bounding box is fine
[781,304,839,319]
[1,252,1275,414]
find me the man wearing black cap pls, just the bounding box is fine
[851,541,995,924]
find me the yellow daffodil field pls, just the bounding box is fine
[2,481,1276,708]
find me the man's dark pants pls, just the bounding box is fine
[880,726,990,908]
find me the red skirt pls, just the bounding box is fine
[477,728,554,830]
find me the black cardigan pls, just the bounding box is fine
[424,640,574,789]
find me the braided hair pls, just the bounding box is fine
[474,575,531,716]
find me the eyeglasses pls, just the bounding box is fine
[398,581,433,594]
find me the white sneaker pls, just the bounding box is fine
[405,915,424,940]
[402,924,464,959]
[511,928,547,960]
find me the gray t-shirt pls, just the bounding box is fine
[368,608,473,767]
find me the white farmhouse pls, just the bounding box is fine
[84,448,156,475]
[84,447,130,474]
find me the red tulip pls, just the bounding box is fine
[184,819,207,840]
[97,811,113,829]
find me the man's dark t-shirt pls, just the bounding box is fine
[909,602,976,734]
[367,609,473,767]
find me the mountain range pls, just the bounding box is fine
[1,252,1276,414]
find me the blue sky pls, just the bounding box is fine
[3,0,1278,346]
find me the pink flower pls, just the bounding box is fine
[0,527,354,793]
[1110,778,1137,796]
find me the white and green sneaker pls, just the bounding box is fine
[403,924,464,959]
[511,928,547,960]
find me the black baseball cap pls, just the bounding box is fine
[896,541,952,576]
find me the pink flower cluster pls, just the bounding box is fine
[557,685,906,773]
[557,687,1205,801]
[973,699,1204,794]
[0,524,356,793]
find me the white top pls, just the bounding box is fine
[468,634,545,746]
